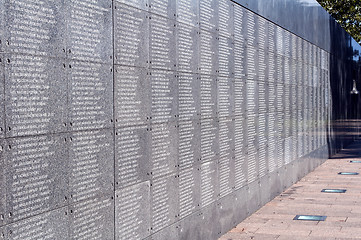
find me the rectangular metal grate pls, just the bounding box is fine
[338,172,359,175]
[321,189,346,193]
[293,215,327,221]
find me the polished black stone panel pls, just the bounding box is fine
[149,122,178,178]
[199,0,218,33]
[267,23,276,54]
[258,80,268,114]
[247,114,259,183]
[258,17,268,50]
[275,54,284,83]
[297,114,305,158]
[0,227,4,240]
[115,125,151,188]
[114,3,149,68]
[150,70,178,124]
[68,61,113,131]
[6,207,69,240]
[114,66,151,127]
[234,42,246,80]
[246,79,258,115]
[4,55,67,137]
[200,161,219,208]
[267,51,277,82]
[218,36,234,77]
[177,24,199,74]
[233,0,333,52]
[199,31,218,75]
[5,134,68,223]
[149,14,177,71]
[268,112,278,172]
[276,139,285,169]
[218,0,234,38]
[0,2,4,53]
[234,116,247,189]
[178,120,201,168]
[149,0,176,20]
[0,55,4,139]
[177,0,199,27]
[117,0,148,10]
[69,195,114,240]
[233,4,244,43]
[68,129,114,203]
[218,117,235,197]
[234,77,246,116]
[258,113,268,177]
[267,82,278,113]
[244,9,258,47]
[115,182,151,240]
[276,83,285,113]
[200,118,219,164]
[284,136,293,164]
[151,173,179,233]
[246,46,258,79]
[66,0,112,63]
[258,49,268,82]
[3,0,66,57]
[0,140,5,227]
[178,73,200,121]
[200,75,217,118]
[178,166,201,218]
[218,76,234,117]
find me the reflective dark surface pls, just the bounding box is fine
[233,0,361,155]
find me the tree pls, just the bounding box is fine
[317,0,361,44]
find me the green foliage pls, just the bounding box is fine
[317,0,361,44]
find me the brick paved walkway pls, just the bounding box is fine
[219,141,361,240]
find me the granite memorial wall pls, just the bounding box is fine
[0,0,355,239]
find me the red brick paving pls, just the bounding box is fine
[219,141,361,240]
